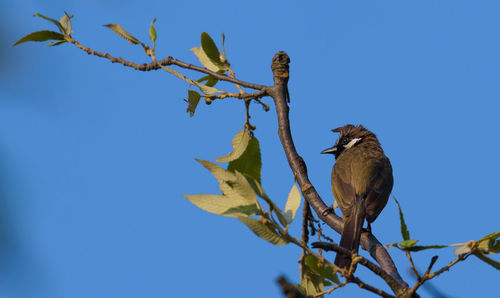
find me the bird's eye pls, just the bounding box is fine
[342,138,349,145]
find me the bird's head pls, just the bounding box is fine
[321,124,375,158]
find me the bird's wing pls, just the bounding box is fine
[332,161,356,216]
[364,158,393,223]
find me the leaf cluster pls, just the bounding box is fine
[14,13,73,47]
[390,196,500,270]
[183,130,303,245]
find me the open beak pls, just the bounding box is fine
[320,146,337,154]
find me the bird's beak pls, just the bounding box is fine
[321,146,337,154]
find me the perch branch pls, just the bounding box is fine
[267,51,410,297]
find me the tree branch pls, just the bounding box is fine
[267,51,410,297]
[349,276,396,298]
[311,242,402,290]
[409,254,469,295]
[66,37,267,90]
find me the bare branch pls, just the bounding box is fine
[406,251,421,281]
[409,254,470,296]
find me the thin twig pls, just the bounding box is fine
[312,242,401,291]
[406,251,421,281]
[66,37,267,90]
[312,280,348,297]
[202,90,269,110]
[348,276,396,298]
[243,99,255,132]
[409,254,470,295]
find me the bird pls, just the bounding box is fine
[321,124,393,269]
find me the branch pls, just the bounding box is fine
[349,276,396,298]
[267,51,410,297]
[406,251,421,281]
[312,280,348,297]
[409,254,470,295]
[312,242,402,292]
[203,90,269,111]
[66,37,267,90]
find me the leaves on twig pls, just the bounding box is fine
[59,12,73,35]
[228,137,261,184]
[301,264,324,296]
[284,183,302,226]
[393,195,410,241]
[103,23,142,45]
[215,130,250,163]
[186,90,201,117]
[238,217,289,245]
[13,30,65,46]
[183,194,254,217]
[191,32,230,72]
[304,254,340,285]
[149,18,157,43]
[452,231,500,270]
[33,13,67,34]
[159,64,222,94]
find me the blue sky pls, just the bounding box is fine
[1,1,499,297]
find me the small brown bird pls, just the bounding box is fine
[321,124,393,269]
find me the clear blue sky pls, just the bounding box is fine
[1,1,499,297]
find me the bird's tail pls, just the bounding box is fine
[334,196,365,269]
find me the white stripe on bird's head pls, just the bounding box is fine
[343,138,361,149]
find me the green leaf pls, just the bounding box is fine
[149,18,157,43]
[215,130,250,163]
[13,30,65,46]
[159,64,221,94]
[104,23,141,45]
[183,194,251,217]
[478,231,500,254]
[301,264,324,296]
[238,217,289,245]
[33,13,66,34]
[59,12,73,35]
[220,33,228,64]
[473,250,500,270]
[244,175,288,228]
[284,183,302,226]
[47,40,67,47]
[403,244,448,252]
[398,239,418,248]
[218,171,257,205]
[304,255,340,284]
[228,137,262,183]
[222,204,260,217]
[201,32,227,70]
[186,90,201,117]
[478,231,500,243]
[191,46,221,72]
[393,195,410,241]
[195,159,236,184]
[197,75,219,87]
